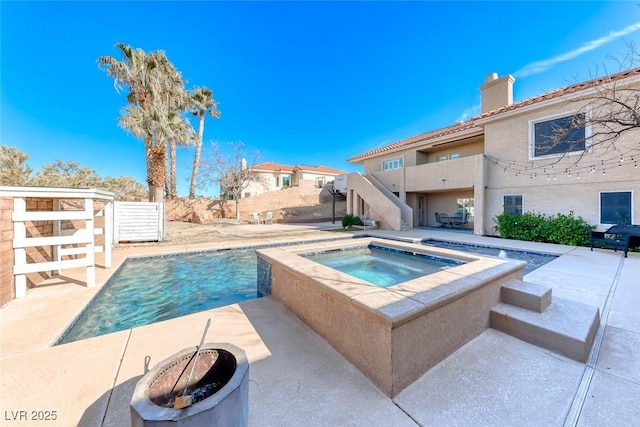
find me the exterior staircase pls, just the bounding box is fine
[490,279,600,363]
[346,172,413,231]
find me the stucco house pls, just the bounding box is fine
[346,68,640,234]
[223,161,347,199]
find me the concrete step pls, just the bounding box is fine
[501,280,552,313]
[490,297,600,363]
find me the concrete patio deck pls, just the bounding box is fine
[1,224,638,426]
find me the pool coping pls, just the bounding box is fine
[1,225,638,427]
[257,237,528,396]
[0,232,356,358]
[257,237,527,326]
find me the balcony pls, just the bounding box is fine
[404,154,481,192]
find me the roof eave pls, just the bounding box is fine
[348,125,483,163]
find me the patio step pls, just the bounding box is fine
[490,297,600,363]
[500,279,552,313]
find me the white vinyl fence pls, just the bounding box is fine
[113,202,165,243]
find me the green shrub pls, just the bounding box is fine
[341,214,364,228]
[342,214,355,228]
[495,211,592,246]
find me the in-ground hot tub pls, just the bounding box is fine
[257,238,526,397]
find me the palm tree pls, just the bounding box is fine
[189,87,220,198]
[166,109,194,199]
[98,43,186,201]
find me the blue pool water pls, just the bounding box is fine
[421,239,557,275]
[58,239,558,344]
[303,245,464,287]
[58,249,258,344]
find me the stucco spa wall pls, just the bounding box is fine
[259,240,525,397]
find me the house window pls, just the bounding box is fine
[450,153,460,160]
[282,176,291,187]
[531,113,587,158]
[275,176,280,187]
[315,177,325,188]
[382,158,403,171]
[437,155,448,162]
[600,191,632,224]
[503,195,522,215]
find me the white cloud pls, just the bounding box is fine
[514,21,640,78]
[456,104,480,122]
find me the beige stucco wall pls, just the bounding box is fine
[370,169,402,191]
[241,171,290,197]
[296,171,341,184]
[425,139,484,163]
[483,99,639,231]
[242,171,344,198]
[361,137,484,174]
[421,190,474,228]
[352,80,639,234]
[485,181,640,234]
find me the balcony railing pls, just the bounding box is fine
[404,155,481,192]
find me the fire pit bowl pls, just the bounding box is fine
[131,343,249,427]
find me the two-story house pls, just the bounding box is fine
[224,161,347,199]
[346,68,640,234]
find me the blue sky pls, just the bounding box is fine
[2,1,639,196]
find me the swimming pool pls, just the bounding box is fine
[57,249,259,344]
[421,239,557,274]
[302,245,463,287]
[58,237,556,345]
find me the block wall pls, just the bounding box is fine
[167,180,333,223]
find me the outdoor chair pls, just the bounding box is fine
[452,211,468,226]
[252,212,263,224]
[265,211,273,224]
[590,224,640,258]
[435,212,452,227]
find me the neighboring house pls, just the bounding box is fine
[346,68,640,234]
[223,161,347,199]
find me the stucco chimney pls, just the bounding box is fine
[240,158,247,170]
[480,72,515,113]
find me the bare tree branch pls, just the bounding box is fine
[198,142,264,219]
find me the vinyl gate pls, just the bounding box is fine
[113,202,165,243]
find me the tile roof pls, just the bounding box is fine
[252,162,347,175]
[293,165,347,175]
[348,67,640,162]
[475,66,640,120]
[252,162,295,172]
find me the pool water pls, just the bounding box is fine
[421,239,557,275]
[303,245,463,287]
[58,249,258,344]
[58,239,557,345]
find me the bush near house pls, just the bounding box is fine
[495,211,592,246]
[341,214,364,229]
